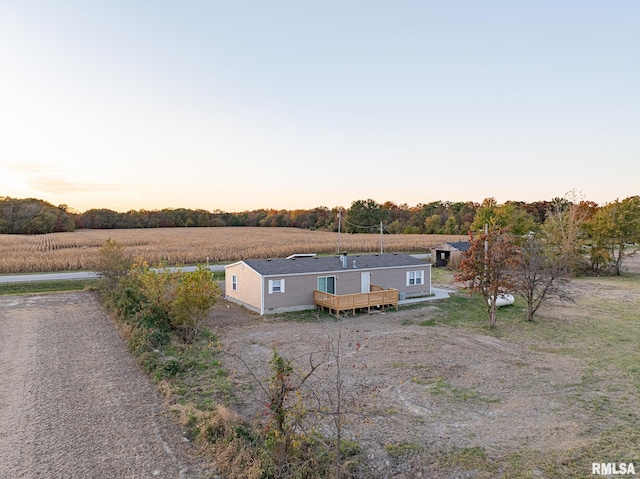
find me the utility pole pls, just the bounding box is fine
[380,221,384,254]
[337,210,342,254]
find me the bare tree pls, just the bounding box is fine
[512,234,574,321]
[228,328,372,478]
[543,191,596,274]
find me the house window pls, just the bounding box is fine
[407,270,424,286]
[231,275,238,291]
[268,279,285,294]
[317,276,336,294]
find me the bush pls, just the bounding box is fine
[130,263,220,342]
[127,326,171,354]
[168,265,220,341]
[97,239,132,287]
[159,359,183,378]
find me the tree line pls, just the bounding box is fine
[2,195,638,277]
[1,196,556,234]
[0,197,75,234]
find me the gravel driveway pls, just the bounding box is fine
[0,292,206,479]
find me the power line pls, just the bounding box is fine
[337,212,387,253]
[341,216,380,230]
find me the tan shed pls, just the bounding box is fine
[432,241,470,268]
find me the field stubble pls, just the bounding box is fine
[0,227,466,274]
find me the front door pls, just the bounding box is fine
[360,272,371,293]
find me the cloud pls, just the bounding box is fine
[27,177,127,195]
[0,161,60,177]
[4,161,58,174]
[2,161,148,195]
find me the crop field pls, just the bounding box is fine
[0,228,467,274]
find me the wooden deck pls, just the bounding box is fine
[313,285,399,317]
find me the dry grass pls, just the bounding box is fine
[171,403,263,479]
[0,228,466,274]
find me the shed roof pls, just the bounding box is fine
[240,253,426,276]
[437,241,470,252]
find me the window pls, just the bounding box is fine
[317,276,336,294]
[268,279,285,294]
[407,270,424,286]
[231,275,238,291]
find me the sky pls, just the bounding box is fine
[1,1,638,213]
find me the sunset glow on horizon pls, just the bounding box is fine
[1,2,638,213]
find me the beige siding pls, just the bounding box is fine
[225,262,262,313]
[228,260,433,315]
[225,264,358,315]
[262,275,315,313]
[333,270,363,295]
[371,265,432,297]
[262,264,432,313]
[262,270,364,313]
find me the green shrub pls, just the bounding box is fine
[168,265,220,341]
[114,285,146,318]
[160,359,183,378]
[127,327,170,354]
[127,263,220,342]
[133,303,170,331]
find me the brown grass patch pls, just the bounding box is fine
[171,403,262,479]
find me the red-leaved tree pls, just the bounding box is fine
[455,226,519,327]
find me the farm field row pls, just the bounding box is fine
[0,228,467,274]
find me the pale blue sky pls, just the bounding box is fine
[1,1,638,212]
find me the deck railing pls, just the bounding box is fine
[313,285,399,317]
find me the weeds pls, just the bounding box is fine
[0,279,100,295]
[384,442,421,457]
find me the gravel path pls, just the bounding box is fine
[0,292,206,479]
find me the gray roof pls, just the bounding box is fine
[241,253,426,276]
[439,241,470,252]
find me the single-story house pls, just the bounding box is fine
[224,253,431,315]
[432,241,470,267]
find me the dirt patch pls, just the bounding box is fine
[623,251,640,274]
[206,254,640,477]
[205,314,604,475]
[0,292,210,478]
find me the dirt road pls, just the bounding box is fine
[0,292,205,479]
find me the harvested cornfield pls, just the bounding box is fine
[0,228,467,274]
